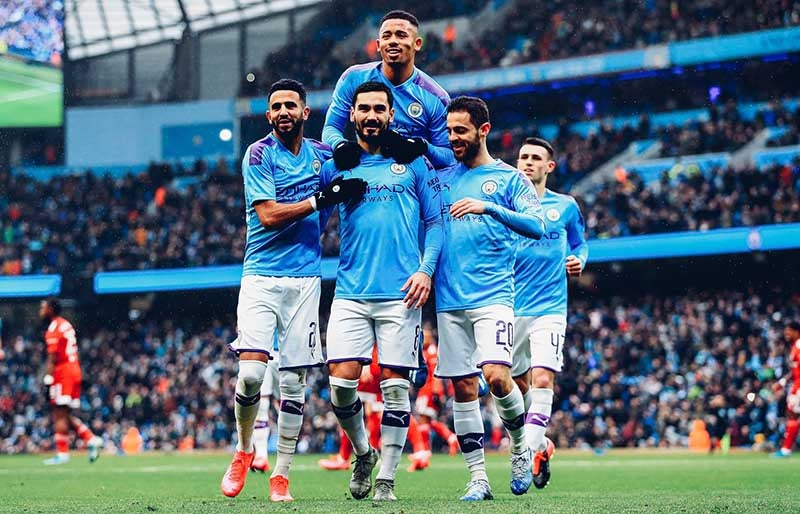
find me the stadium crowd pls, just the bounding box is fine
[245,0,800,93]
[0,0,63,64]
[2,287,797,454]
[2,98,799,274]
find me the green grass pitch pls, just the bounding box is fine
[0,57,62,127]
[0,451,798,513]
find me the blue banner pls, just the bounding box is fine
[93,224,800,293]
[588,223,800,263]
[670,26,800,66]
[0,275,61,298]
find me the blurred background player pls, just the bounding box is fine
[222,79,366,502]
[773,321,800,457]
[323,10,453,170]
[323,81,443,501]
[407,324,460,472]
[251,336,280,473]
[40,297,103,465]
[434,96,545,500]
[511,137,588,489]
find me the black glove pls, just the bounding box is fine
[313,175,368,210]
[333,141,362,170]
[380,130,428,164]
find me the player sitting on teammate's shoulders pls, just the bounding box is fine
[323,10,454,171]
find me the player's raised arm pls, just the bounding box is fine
[323,69,363,170]
[423,94,456,168]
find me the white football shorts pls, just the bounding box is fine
[326,298,421,370]
[510,314,566,376]
[229,275,323,370]
[435,304,515,378]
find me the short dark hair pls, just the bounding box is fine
[352,81,394,109]
[787,321,800,332]
[44,297,62,316]
[447,96,490,127]
[523,137,555,159]
[268,79,307,104]
[380,10,419,28]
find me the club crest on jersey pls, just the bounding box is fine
[312,159,322,175]
[390,163,407,175]
[546,208,561,221]
[481,180,498,195]
[407,102,423,118]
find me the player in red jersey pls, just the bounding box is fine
[407,326,459,472]
[40,298,102,465]
[773,321,800,457]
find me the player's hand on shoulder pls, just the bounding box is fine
[401,271,432,310]
[449,197,488,218]
[333,141,362,170]
[566,255,583,277]
[380,130,427,164]
[313,175,368,210]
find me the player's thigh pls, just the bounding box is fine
[530,314,566,373]
[373,300,421,370]
[232,275,279,357]
[276,276,324,369]
[469,304,515,368]
[435,310,480,378]
[326,299,375,364]
[511,316,535,377]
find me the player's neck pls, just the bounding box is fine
[534,182,547,199]
[273,131,303,155]
[464,148,494,169]
[382,62,415,85]
[357,138,381,156]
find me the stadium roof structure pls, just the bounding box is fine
[65,0,326,60]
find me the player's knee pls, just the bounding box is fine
[452,377,479,402]
[329,376,359,407]
[513,374,529,395]
[483,366,512,395]
[279,369,306,403]
[380,378,410,411]
[237,360,267,397]
[531,369,555,390]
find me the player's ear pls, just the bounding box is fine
[479,122,491,137]
[349,106,355,123]
[302,105,311,121]
[389,107,395,123]
[547,160,556,173]
[414,36,423,51]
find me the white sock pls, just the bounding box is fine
[493,386,527,453]
[377,378,411,481]
[252,411,270,460]
[272,369,306,478]
[234,360,267,452]
[522,388,533,412]
[525,388,553,452]
[454,399,487,482]
[330,376,370,456]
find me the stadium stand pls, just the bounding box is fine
[243,0,800,94]
[2,284,798,453]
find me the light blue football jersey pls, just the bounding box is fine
[515,189,588,317]
[241,133,332,277]
[435,160,544,312]
[322,62,454,168]
[320,153,443,300]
